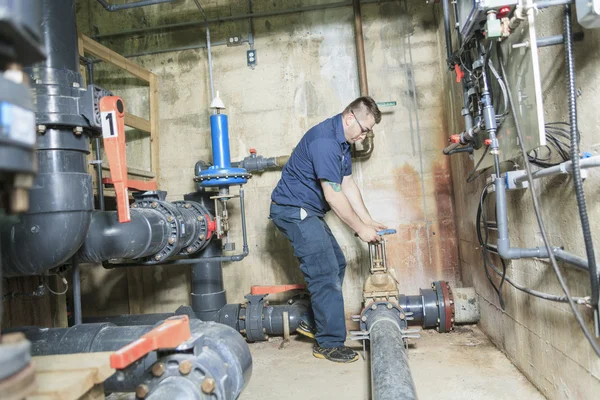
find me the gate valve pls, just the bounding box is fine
[100,96,130,223]
[249,148,257,157]
[109,315,191,370]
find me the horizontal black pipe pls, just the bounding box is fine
[77,209,170,263]
[14,319,252,396]
[537,32,584,48]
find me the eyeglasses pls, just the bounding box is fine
[351,110,371,134]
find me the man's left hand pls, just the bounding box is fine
[366,220,388,231]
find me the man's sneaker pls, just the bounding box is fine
[296,320,317,339]
[312,344,359,363]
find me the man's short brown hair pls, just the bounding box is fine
[344,96,381,124]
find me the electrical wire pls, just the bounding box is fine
[44,273,68,296]
[466,146,490,183]
[499,44,600,357]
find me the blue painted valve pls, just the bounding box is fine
[196,92,250,187]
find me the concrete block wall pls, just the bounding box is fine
[439,5,600,399]
[75,0,458,320]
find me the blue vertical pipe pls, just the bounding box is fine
[210,114,231,169]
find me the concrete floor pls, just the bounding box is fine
[241,325,544,400]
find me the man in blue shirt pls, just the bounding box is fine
[270,97,386,363]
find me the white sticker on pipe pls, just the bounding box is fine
[101,111,118,138]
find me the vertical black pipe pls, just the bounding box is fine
[191,240,227,321]
[563,5,599,318]
[72,256,82,325]
[2,0,93,276]
[442,0,453,67]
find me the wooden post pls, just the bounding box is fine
[149,73,160,185]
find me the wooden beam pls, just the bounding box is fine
[101,163,155,179]
[149,73,160,185]
[80,34,151,82]
[124,112,151,133]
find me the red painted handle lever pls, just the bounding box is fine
[100,96,130,223]
[110,315,192,370]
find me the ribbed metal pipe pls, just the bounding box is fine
[370,315,417,400]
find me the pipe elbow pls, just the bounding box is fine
[352,133,375,160]
[2,211,92,276]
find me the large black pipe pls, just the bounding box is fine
[1,0,93,277]
[1,131,92,276]
[370,313,417,400]
[191,240,227,321]
[77,209,170,263]
[15,319,252,397]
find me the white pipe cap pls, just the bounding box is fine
[210,90,226,109]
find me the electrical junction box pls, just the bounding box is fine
[247,50,257,67]
[576,0,600,28]
[457,0,518,39]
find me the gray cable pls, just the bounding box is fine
[488,61,508,116]
[499,45,600,357]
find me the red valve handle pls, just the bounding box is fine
[110,315,191,370]
[100,96,130,223]
[454,64,464,83]
[449,134,462,144]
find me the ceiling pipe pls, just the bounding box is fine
[91,0,397,41]
[96,0,175,12]
[352,0,374,160]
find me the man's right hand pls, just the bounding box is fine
[357,226,381,243]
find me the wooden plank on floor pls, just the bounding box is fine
[28,352,114,400]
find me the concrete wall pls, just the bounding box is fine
[75,0,458,321]
[440,5,600,399]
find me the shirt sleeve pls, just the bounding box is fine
[343,151,352,177]
[309,138,343,184]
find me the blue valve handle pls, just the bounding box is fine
[354,229,396,237]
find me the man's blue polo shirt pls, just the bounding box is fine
[271,114,352,216]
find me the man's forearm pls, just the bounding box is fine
[327,192,367,233]
[342,179,372,223]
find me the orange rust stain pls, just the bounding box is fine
[392,163,425,221]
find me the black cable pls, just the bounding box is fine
[466,146,490,183]
[479,182,506,309]
[500,38,600,356]
[564,5,599,322]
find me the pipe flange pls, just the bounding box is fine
[359,301,408,332]
[134,353,222,399]
[172,201,212,255]
[132,199,181,264]
[433,281,455,333]
[239,294,267,342]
